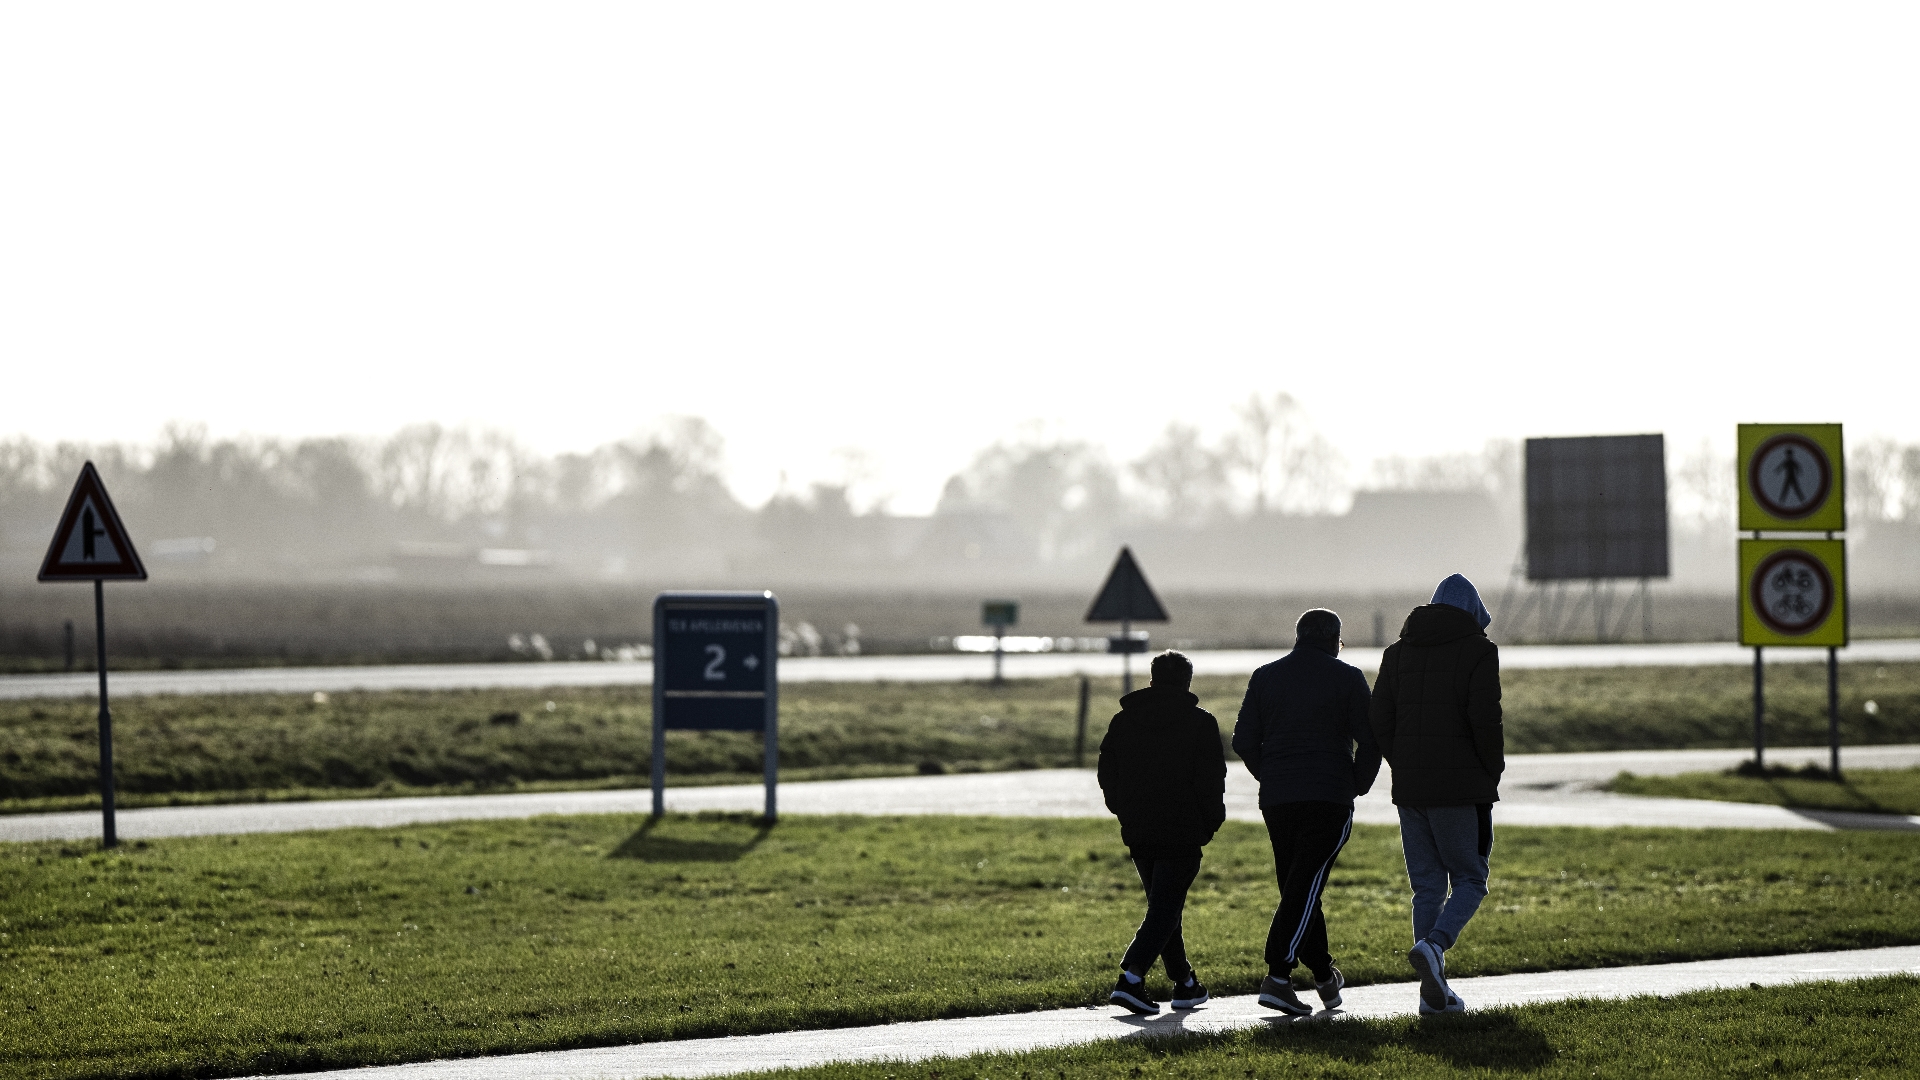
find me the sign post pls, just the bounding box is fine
[982,600,1018,684]
[37,462,148,848]
[652,592,779,820]
[1737,425,1846,774]
[1085,547,1168,695]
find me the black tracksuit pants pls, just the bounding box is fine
[1261,800,1354,980]
[1120,853,1201,981]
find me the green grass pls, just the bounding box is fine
[1610,765,1920,816]
[6,815,1920,1078]
[741,977,1920,1080]
[5,662,1918,813]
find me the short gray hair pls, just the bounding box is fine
[1295,608,1342,646]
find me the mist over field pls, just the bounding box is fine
[4,408,1919,598]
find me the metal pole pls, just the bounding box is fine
[651,602,666,817]
[94,580,116,848]
[993,630,1003,685]
[64,619,75,671]
[1828,645,1841,779]
[1074,675,1090,767]
[1121,617,1132,696]
[1752,646,1765,770]
[765,596,779,822]
[1640,578,1653,642]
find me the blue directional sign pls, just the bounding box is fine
[652,591,779,818]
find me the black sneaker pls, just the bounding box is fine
[1109,974,1158,1015]
[1256,974,1311,1016]
[1314,965,1345,1010]
[1170,976,1209,1009]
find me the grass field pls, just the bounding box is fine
[742,977,1920,1080]
[1610,765,1920,816]
[12,581,1917,673]
[5,814,1920,1078]
[5,663,1919,813]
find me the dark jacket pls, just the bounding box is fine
[1097,685,1228,858]
[1369,604,1504,807]
[1231,643,1382,808]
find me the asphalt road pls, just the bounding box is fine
[9,744,1920,844]
[241,945,1920,1080]
[5,638,1920,700]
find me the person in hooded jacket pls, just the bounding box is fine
[1370,573,1503,1016]
[1231,608,1381,1017]
[1097,649,1227,1015]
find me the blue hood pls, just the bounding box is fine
[1431,573,1492,630]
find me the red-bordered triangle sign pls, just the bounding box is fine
[39,462,147,581]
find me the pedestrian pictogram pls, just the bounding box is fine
[1740,539,1846,647]
[39,462,147,581]
[1738,424,1844,531]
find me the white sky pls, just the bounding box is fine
[3,3,1917,513]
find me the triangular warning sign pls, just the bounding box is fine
[39,462,147,582]
[1085,546,1168,622]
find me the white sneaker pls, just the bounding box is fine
[1407,939,1451,1012]
[1418,989,1466,1015]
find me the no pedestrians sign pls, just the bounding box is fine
[1738,424,1844,532]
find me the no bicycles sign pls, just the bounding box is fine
[1738,424,1845,531]
[1739,538,1847,647]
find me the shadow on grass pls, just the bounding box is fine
[609,814,775,862]
[1242,1011,1557,1072]
[1112,1011,1556,1073]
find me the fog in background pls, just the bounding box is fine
[5,405,1918,597]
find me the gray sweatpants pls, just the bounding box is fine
[1397,803,1493,951]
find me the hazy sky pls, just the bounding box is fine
[4,3,1916,512]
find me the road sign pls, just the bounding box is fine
[1086,547,1168,622]
[39,462,146,581]
[1740,539,1846,646]
[982,600,1019,629]
[37,461,148,850]
[1087,547,1167,694]
[1738,424,1844,531]
[652,591,779,818]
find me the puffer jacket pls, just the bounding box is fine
[1231,642,1382,807]
[1097,685,1228,858]
[1369,604,1503,806]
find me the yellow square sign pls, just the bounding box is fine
[1737,424,1845,531]
[1739,538,1847,646]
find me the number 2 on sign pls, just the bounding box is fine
[704,644,726,680]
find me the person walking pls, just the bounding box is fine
[1370,573,1503,1015]
[1231,608,1381,1017]
[1097,649,1227,1015]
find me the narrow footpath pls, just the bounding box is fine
[243,946,1920,1080]
[8,745,1920,843]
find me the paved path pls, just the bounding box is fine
[6,639,1919,700]
[10,746,1920,843]
[245,945,1920,1080]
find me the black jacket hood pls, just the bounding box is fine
[1119,684,1200,711]
[1400,603,1487,647]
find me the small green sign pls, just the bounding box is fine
[982,600,1019,628]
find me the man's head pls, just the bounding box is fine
[1150,649,1193,692]
[1431,573,1493,630]
[1295,608,1342,653]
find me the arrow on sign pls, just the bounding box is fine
[39,462,147,582]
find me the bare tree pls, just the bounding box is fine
[1849,436,1902,525]
[1132,422,1230,522]
[1225,392,1345,514]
